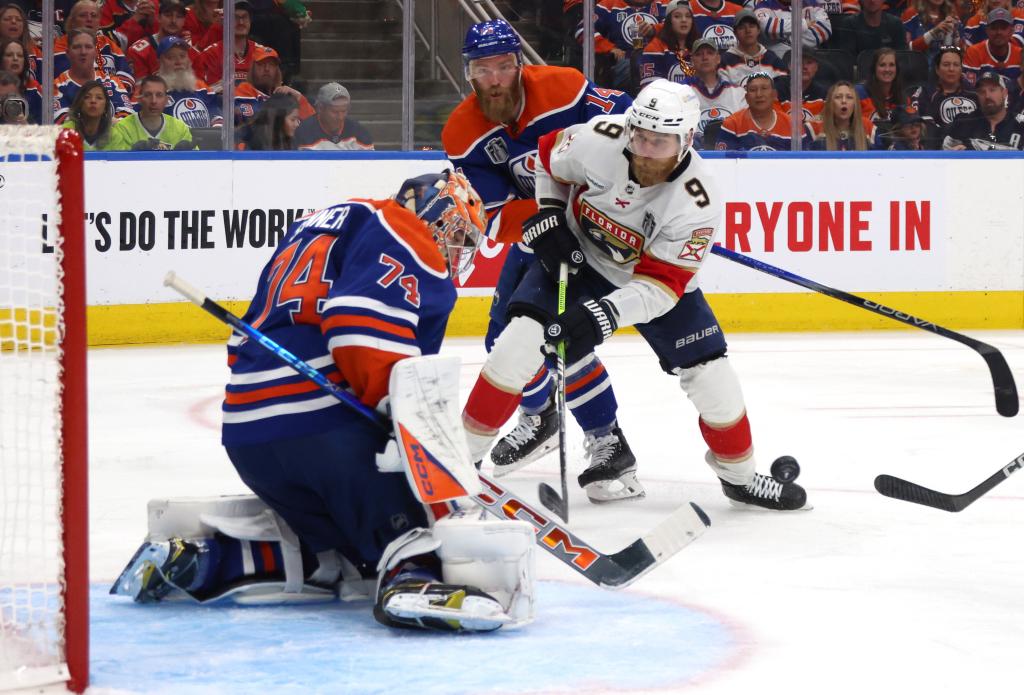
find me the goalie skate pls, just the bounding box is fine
[577,427,645,503]
[375,579,512,632]
[490,401,558,477]
[109,538,205,603]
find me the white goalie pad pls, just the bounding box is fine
[389,355,483,503]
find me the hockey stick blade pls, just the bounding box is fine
[710,245,1019,417]
[478,475,710,589]
[875,452,1024,512]
[538,482,568,521]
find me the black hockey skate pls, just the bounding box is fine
[577,426,645,503]
[374,578,511,632]
[109,538,205,603]
[720,473,808,511]
[490,401,558,477]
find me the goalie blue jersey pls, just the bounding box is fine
[222,199,456,447]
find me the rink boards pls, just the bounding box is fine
[43,151,1024,344]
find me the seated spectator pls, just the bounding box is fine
[234,43,311,124]
[53,1,135,89]
[127,0,199,80]
[908,45,979,135]
[111,73,193,148]
[887,107,931,148]
[59,77,118,149]
[1,36,41,121]
[903,0,964,66]
[581,0,665,92]
[248,0,311,81]
[638,0,697,87]
[683,38,747,141]
[53,28,133,121]
[155,35,221,127]
[0,4,34,74]
[775,47,830,119]
[295,82,373,150]
[856,46,911,122]
[962,0,1024,48]
[963,8,1023,85]
[0,69,27,123]
[943,70,1024,147]
[236,91,299,149]
[753,0,832,60]
[716,71,814,148]
[690,0,745,51]
[832,0,908,57]
[720,8,788,86]
[812,80,879,149]
[183,0,222,51]
[198,1,273,91]
[100,0,157,49]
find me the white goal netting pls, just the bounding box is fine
[0,126,72,691]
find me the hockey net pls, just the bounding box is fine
[0,126,87,693]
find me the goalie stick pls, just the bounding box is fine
[710,245,1019,418]
[164,271,710,588]
[875,452,1024,512]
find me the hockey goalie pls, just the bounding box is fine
[111,171,536,632]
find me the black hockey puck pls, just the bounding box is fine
[771,456,800,484]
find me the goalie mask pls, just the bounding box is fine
[396,170,487,275]
[625,79,701,163]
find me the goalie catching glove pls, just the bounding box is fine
[545,298,619,364]
[521,208,586,279]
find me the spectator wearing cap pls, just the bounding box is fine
[183,0,223,51]
[53,1,135,90]
[198,1,274,90]
[962,0,1024,49]
[155,34,221,127]
[638,0,697,88]
[752,0,832,61]
[126,1,199,81]
[944,69,1024,147]
[234,43,311,125]
[578,0,665,92]
[110,72,194,148]
[99,0,157,48]
[887,107,930,149]
[908,45,979,137]
[53,28,134,122]
[811,80,880,149]
[294,82,374,150]
[903,0,963,66]
[832,0,907,59]
[716,71,815,149]
[774,47,830,120]
[682,38,747,143]
[688,0,745,51]
[963,8,1023,86]
[720,8,788,86]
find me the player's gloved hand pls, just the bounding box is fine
[544,298,619,364]
[521,208,586,279]
[375,436,403,474]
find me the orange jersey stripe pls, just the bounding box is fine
[566,363,606,395]
[321,314,416,340]
[224,371,343,405]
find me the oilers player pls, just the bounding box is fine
[110,171,538,632]
[444,19,645,502]
[461,79,809,511]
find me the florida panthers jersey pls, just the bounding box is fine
[442,65,631,243]
[222,200,456,447]
[535,114,722,320]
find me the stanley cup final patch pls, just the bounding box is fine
[678,228,714,262]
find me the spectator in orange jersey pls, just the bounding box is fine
[233,42,310,125]
[295,82,374,150]
[183,0,222,51]
[637,0,697,88]
[717,71,814,149]
[53,28,133,121]
[126,0,197,80]
[811,80,879,149]
[198,0,272,90]
[774,47,829,121]
[962,0,1024,48]
[902,0,964,67]
[52,0,135,89]
[963,8,1023,84]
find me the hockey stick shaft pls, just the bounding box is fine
[539,262,571,522]
[710,245,1018,417]
[875,452,1024,512]
[166,272,705,587]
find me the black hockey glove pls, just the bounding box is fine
[521,208,586,279]
[544,298,619,364]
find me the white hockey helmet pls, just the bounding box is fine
[625,79,701,162]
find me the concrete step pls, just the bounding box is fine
[302,17,400,38]
[296,77,457,99]
[304,0,394,22]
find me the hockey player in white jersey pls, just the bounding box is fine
[461,79,808,510]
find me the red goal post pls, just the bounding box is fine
[0,126,88,693]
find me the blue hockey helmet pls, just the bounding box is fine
[462,19,522,65]
[395,170,487,275]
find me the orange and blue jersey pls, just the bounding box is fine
[720,46,788,87]
[716,105,814,150]
[689,0,745,50]
[578,0,666,53]
[638,37,694,87]
[222,199,456,447]
[53,70,134,123]
[51,33,134,90]
[962,9,1024,48]
[442,64,631,244]
[963,40,1023,87]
